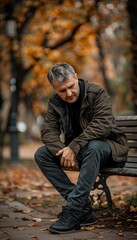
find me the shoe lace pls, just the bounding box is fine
[57,207,79,223]
[57,206,65,219]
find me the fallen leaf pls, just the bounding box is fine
[28,223,39,227]
[41,228,49,231]
[50,218,57,222]
[32,218,42,222]
[126,219,132,221]
[22,217,31,221]
[18,227,25,231]
[82,226,95,231]
[14,209,23,213]
[130,206,137,212]
[12,226,18,229]
[94,224,105,228]
[23,209,32,213]
[0,214,9,219]
[117,232,127,237]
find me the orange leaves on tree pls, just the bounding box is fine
[1,0,133,116]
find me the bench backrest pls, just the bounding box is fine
[115,116,137,164]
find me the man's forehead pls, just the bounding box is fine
[53,76,76,87]
[54,79,72,89]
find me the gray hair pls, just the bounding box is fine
[47,62,76,86]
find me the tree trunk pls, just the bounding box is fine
[127,0,137,114]
[95,0,112,97]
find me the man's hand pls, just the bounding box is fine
[56,147,79,169]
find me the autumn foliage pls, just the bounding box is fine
[0,0,135,119]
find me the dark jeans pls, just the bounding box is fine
[34,140,112,211]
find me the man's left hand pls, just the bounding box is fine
[56,147,79,169]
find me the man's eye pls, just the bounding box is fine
[60,90,65,93]
[69,85,74,89]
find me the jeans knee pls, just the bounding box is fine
[87,140,111,162]
[34,146,46,164]
[87,140,102,153]
[87,140,111,156]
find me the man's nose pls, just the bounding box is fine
[66,89,72,97]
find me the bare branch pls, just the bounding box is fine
[42,23,82,49]
[17,2,43,37]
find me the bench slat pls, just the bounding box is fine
[127,142,137,148]
[119,127,137,133]
[116,121,137,127]
[116,116,137,121]
[125,162,137,168]
[101,167,137,177]
[126,134,137,140]
[127,156,137,163]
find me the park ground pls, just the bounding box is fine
[0,141,137,239]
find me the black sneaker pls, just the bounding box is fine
[57,205,97,227]
[80,207,97,226]
[49,207,81,234]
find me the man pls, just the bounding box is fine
[34,62,128,234]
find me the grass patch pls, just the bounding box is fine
[125,194,137,207]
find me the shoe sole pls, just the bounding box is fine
[80,219,97,227]
[49,226,81,234]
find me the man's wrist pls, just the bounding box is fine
[68,141,80,155]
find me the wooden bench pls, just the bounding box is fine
[92,115,137,207]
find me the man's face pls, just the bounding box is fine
[52,73,80,103]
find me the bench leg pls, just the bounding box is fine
[91,174,113,208]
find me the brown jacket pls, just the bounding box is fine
[41,79,128,162]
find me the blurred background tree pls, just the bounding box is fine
[0,0,137,161]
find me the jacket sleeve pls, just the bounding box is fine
[69,88,113,155]
[41,102,66,156]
